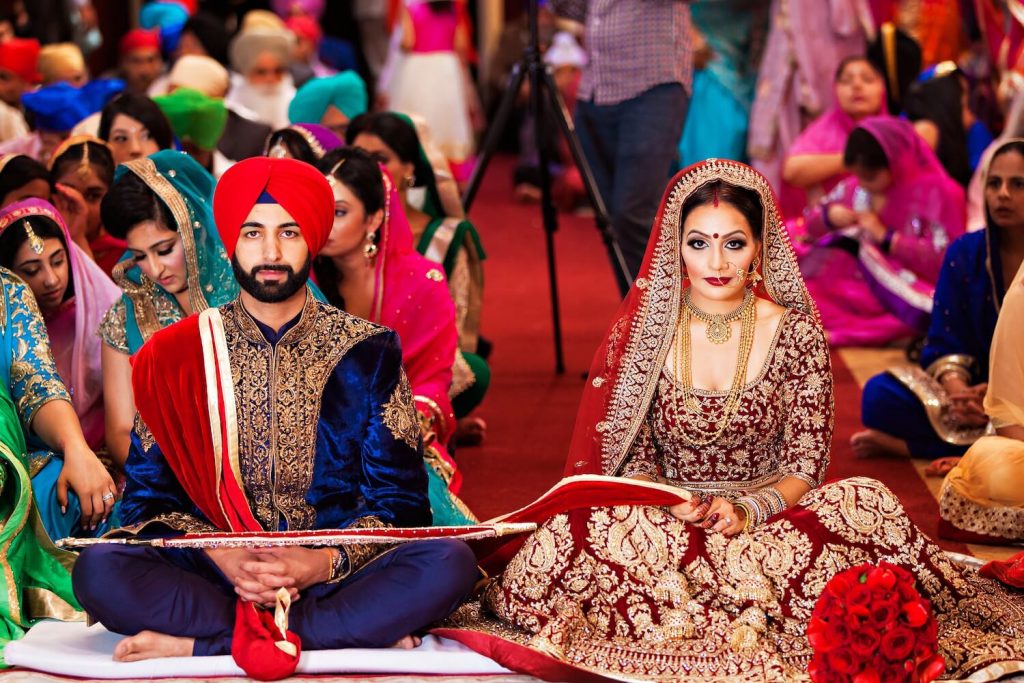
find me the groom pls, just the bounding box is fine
[72,157,478,660]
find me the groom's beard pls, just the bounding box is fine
[232,255,311,303]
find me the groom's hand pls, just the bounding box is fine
[242,547,332,597]
[206,547,299,606]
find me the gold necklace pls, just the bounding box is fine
[674,292,757,446]
[684,288,753,344]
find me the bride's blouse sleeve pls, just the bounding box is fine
[619,413,659,479]
[780,313,834,487]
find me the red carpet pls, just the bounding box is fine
[457,156,967,554]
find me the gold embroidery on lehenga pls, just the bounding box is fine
[223,296,381,530]
[802,477,911,546]
[382,371,419,449]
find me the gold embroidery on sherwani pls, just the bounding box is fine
[222,295,381,531]
[382,370,419,450]
[133,414,156,453]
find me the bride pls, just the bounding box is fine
[441,160,1024,681]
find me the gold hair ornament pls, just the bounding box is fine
[23,220,44,255]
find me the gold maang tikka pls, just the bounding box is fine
[23,220,44,255]
[77,142,91,181]
[323,158,345,187]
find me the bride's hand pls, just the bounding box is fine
[668,492,710,523]
[699,497,746,537]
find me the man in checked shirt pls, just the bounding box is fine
[551,0,693,296]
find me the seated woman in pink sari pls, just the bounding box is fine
[312,147,473,524]
[801,116,966,346]
[0,199,120,451]
[782,57,887,222]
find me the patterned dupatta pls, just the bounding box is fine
[566,159,819,478]
[372,169,457,440]
[0,200,120,449]
[111,150,238,353]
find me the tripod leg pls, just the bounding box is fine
[461,61,528,212]
[541,69,632,292]
[531,64,566,374]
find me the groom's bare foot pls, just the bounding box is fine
[850,429,911,459]
[113,631,194,662]
[392,635,421,649]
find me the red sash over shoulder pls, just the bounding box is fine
[131,308,262,532]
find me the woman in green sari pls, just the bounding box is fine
[98,150,238,468]
[0,267,85,665]
[347,112,490,433]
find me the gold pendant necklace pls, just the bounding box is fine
[675,291,757,446]
[683,288,753,344]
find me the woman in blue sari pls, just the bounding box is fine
[0,272,83,661]
[0,265,117,543]
[854,138,1024,470]
[98,150,238,468]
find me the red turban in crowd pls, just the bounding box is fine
[213,156,334,259]
[119,28,162,56]
[0,38,41,83]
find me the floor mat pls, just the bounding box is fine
[3,622,514,680]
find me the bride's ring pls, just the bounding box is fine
[101,492,115,502]
[724,517,732,526]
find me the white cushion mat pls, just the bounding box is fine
[5,621,512,679]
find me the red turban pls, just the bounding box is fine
[119,28,162,56]
[213,157,334,260]
[286,15,321,44]
[0,38,41,84]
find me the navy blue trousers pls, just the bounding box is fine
[861,372,969,459]
[576,82,689,294]
[72,539,479,656]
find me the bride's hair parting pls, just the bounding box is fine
[680,180,764,240]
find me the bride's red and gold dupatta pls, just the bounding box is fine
[433,161,1024,682]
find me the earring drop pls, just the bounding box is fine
[364,233,379,262]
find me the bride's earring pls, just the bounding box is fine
[747,256,762,287]
[364,232,379,263]
[404,172,415,189]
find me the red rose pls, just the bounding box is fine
[880,663,907,683]
[870,601,900,628]
[917,654,946,682]
[881,627,915,661]
[853,668,880,683]
[846,604,871,630]
[850,628,881,658]
[826,617,852,645]
[848,584,874,607]
[902,600,930,628]
[807,616,835,652]
[867,566,898,591]
[828,649,857,674]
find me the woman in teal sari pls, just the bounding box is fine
[98,150,238,468]
[347,112,490,435]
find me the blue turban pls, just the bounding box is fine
[141,1,190,56]
[22,79,125,132]
[288,71,368,125]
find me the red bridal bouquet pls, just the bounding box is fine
[807,562,945,683]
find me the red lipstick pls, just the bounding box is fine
[704,277,732,287]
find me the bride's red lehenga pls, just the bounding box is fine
[438,161,1024,682]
